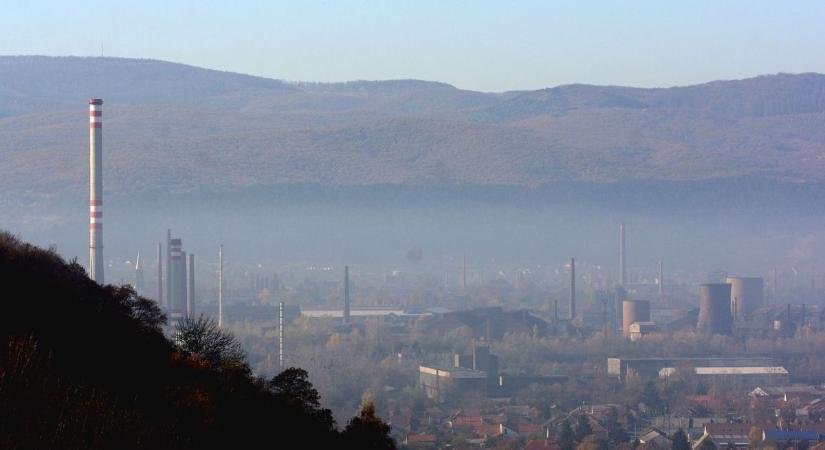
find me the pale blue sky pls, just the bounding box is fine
[2,1,824,91]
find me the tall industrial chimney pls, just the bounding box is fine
[657,260,663,298]
[569,258,576,320]
[462,254,467,293]
[156,242,163,306]
[218,245,224,328]
[166,229,172,307]
[186,253,195,318]
[88,99,104,283]
[134,252,145,296]
[344,265,351,324]
[619,223,626,287]
[279,301,285,370]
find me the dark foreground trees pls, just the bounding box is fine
[0,232,394,450]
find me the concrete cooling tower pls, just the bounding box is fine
[623,300,651,337]
[697,283,733,335]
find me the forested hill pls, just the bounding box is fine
[1,56,824,198]
[0,231,395,450]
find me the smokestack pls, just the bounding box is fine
[344,265,351,324]
[88,99,104,283]
[462,254,467,293]
[218,245,224,328]
[658,260,663,298]
[553,298,558,322]
[186,253,195,318]
[569,258,576,320]
[166,229,171,308]
[279,301,285,371]
[156,242,163,305]
[134,252,145,295]
[619,223,626,287]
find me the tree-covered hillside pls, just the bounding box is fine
[0,231,395,450]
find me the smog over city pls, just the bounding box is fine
[2,2,825,449]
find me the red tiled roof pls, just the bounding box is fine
[704,422,755,437]
[518,423,546,436]
[453,415,484,427]
[475,423,503,437]
[525,439,560,450]
[406,433,438,444]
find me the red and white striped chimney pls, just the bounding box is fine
[89,98,104,283]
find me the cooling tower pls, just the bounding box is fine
[622,300,650,337]
[726,276,764,320]
[697,283,733,335]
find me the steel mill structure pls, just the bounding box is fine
[169,238,185,319]
[88,99,104,283]
[726,276,764,320]
[622,300,651,337]
[697,283,734,335]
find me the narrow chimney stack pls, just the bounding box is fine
[88,99,104,283]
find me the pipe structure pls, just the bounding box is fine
[88,99,104,283]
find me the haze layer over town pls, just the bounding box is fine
[2,2,825,449]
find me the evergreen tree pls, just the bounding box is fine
[559,420,575,450]
[575,414,593,443]
[671,428,690,450]
[342,402,396,450]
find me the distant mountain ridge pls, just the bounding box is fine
[1,55,824,197]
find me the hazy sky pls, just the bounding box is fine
[2,1,824,91]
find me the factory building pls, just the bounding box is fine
[628,321,659,341]
[697,283,734,335]
[608,357,789,386]
[419,365,488,403]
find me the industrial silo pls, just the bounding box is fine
[726,276,764,320]
[622,300,650,337]
[697,283,733,335]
